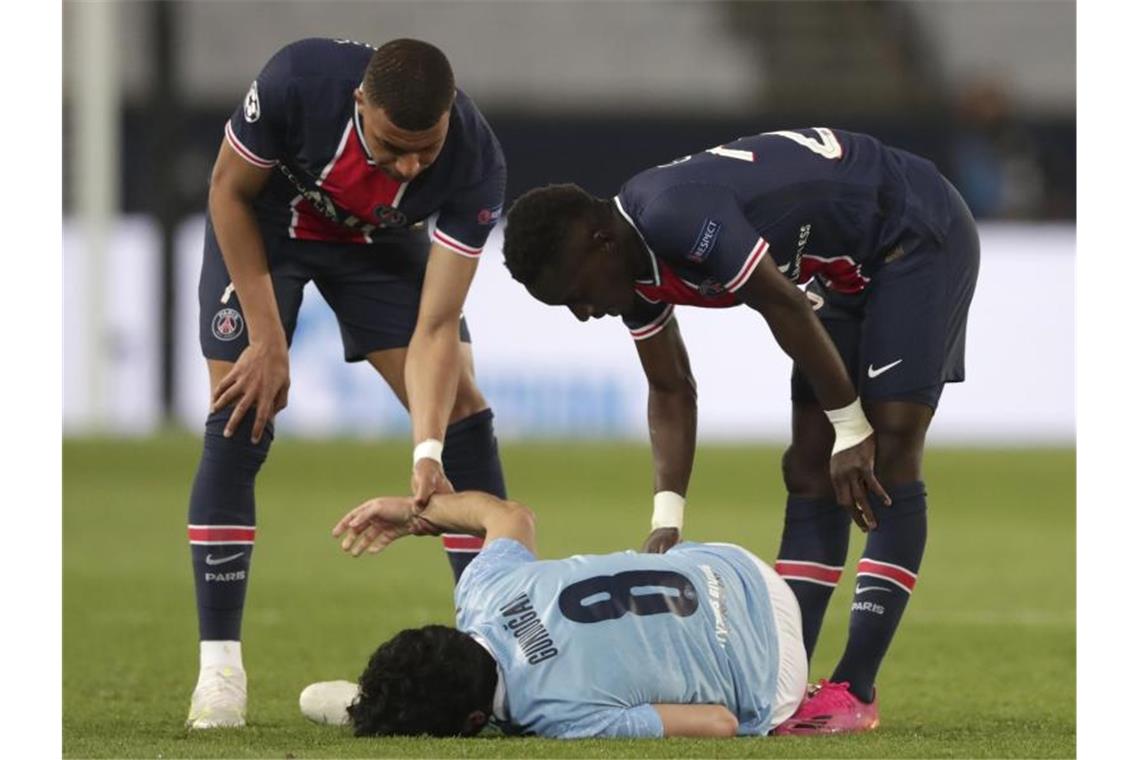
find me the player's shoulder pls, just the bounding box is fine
[258,37,372,87]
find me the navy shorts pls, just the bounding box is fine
[199,219,471,363]
[791,178,980,410]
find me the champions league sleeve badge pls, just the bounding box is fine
[244,80,261,123]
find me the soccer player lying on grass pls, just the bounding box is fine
[304,490,808,738]
[501,128,980,733]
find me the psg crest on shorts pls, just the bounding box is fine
[212,308,245,342]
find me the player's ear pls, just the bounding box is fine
[353,87,366,108]
[592,228,614,252]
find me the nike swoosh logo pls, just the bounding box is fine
[867,359,903,378]
[855,584,893,595]
[205,552,245,566]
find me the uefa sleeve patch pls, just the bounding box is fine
[244,80,261,123]
[687,218,721,263]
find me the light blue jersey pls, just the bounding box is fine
[454,539,782,738]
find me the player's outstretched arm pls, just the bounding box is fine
[333,491,537,557]
[634,319,697,552]
[405,245,480,505]
[736,255,890,530]
[651,704,739,737]
[207,139,289,444]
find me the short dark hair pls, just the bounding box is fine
[348,625,496,737]
[363,39,455,130]
[503,184,607,287]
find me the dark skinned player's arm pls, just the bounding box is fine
[734,253,890,527]
[206,139,289,443]
[634,318,697,550]
[734,254,855,409]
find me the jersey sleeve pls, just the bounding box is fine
[639,183,769,294]
[454,537,536,613]
[431,150,507,258]
[557,704,665,738]
[621,295,674,341]
[224,46,293,169]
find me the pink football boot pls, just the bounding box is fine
[773,680,879,735]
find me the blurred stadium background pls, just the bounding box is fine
[61,4,1075,755]
[63,0,1075,445]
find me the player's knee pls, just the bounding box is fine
[449,380,489,423]
[204,406,275,461]
[781,445,831,499]
[873,427,924,487]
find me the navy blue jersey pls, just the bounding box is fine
[617,128,951,338]
[224,38,506,257]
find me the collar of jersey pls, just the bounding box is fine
[353,95,377,166]
[469,632,509,723]
[613,196,661,286]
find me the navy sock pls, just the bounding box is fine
[776,496,851,661]
[188,408,271,642]
[831,481,927,703]
[440,408,507,581]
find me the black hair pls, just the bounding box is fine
[363,39,455,130]
[348,625,497,737]
[503,183,608,288]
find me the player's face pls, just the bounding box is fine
[354,90,450,183]
[531,225,638,322]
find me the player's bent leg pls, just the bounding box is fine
[186,359,271,729]
[775,402,852,662]
[829,400,933,705]
[366,345,507,581]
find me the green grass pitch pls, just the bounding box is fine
[63,436,1074,758]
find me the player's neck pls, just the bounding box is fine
[610,203,654,281]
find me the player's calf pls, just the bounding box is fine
[777,444,850,661]
[438,408,507,581]
[185,406,272,727]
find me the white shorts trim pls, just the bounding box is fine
[707,542,808,727]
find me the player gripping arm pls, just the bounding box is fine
[207,140,290,444]
[735,254,890,529]
[405,247,480,505]
[633,318,698,552]
[334,490,535,556]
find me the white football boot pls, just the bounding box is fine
[299,680,359,726]
[187,665,247,729]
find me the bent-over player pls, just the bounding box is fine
[501,128,979,733]
[187,38,508,728]
[302,490,808,738]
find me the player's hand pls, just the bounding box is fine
[211,339,290,444]
[642,527,681,553]
[830,435,891,532]
[332,496,442,557]
[411,458,455,509]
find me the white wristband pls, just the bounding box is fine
[824,398,874,455]
[412,438,444,465]
[651,491,685,531]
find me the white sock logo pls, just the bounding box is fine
[205,552,245,566]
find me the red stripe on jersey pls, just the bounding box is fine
[442,535,485,552]
[188,525,256,543]
[635,261,739,308]
[629,305,675,341]
[724,237,770,292]
[857,559,917,592]
[432,228,482,257]
[775,560,843,586]
[224,122,277,168]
